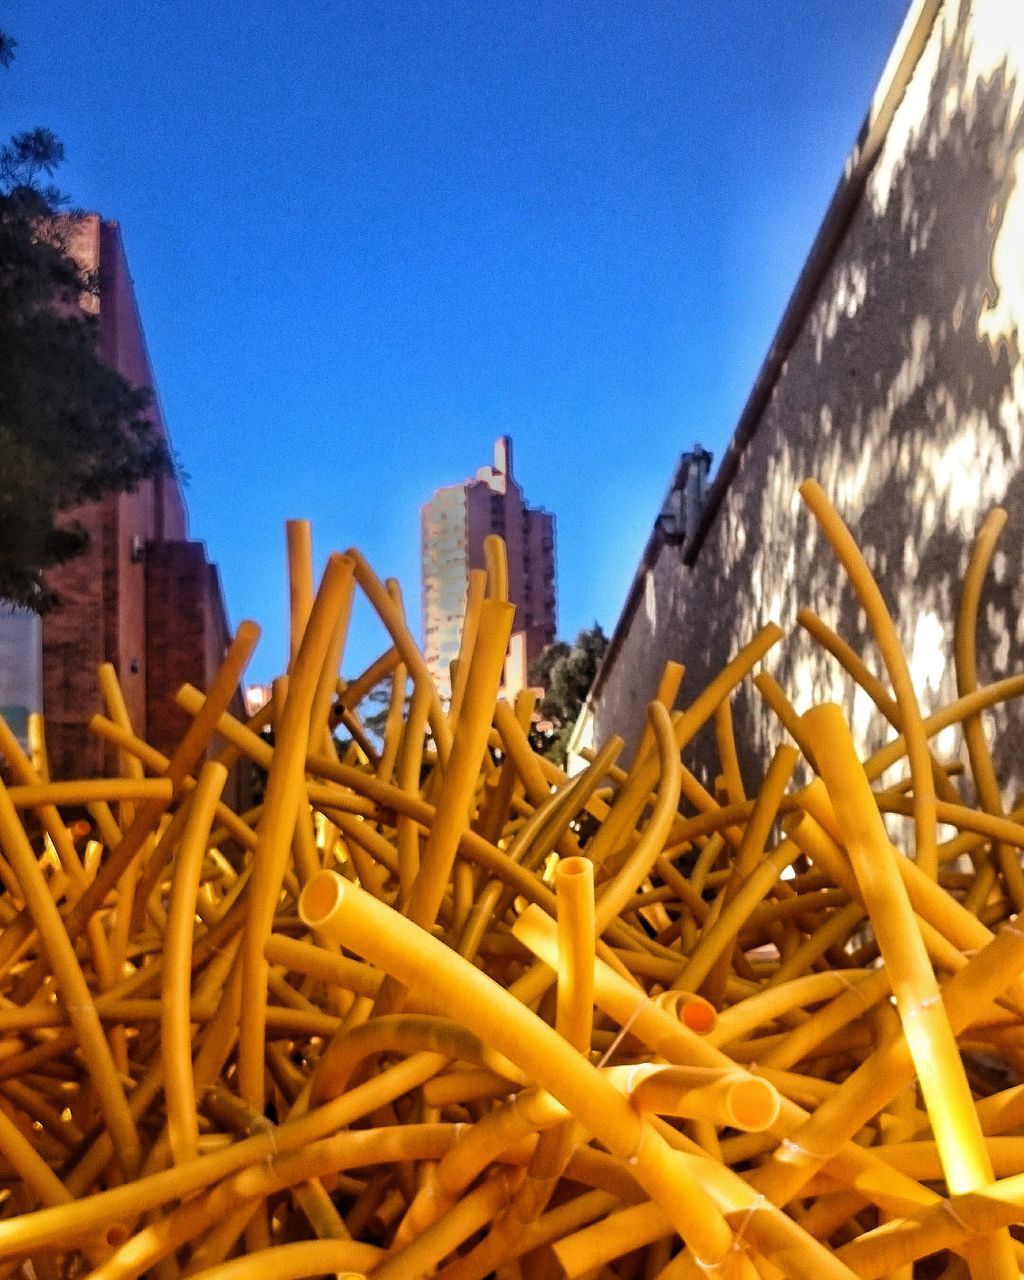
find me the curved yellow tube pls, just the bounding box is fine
[47,619,260,983]
[483,533,508,603]
[448,568,488,728]
[162,762,228,1165]
[800,480,938,878]
[299,872,739,1267]
[799,702,1016,1280]
[310,1014,523,1105]
[401,599,514,937]
[346,548,452,763]
[0,780,140,1178]
[237,554,354,1109]
[605,1063,780,1131]
[594,704,682,933]
[188,1242,372,1280]
[954,508,1024,907]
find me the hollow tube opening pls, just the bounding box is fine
[300,871,345,925]
[728,1079,778,1132]
[681,999,716,1034]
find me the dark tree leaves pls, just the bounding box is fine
[528,624,608,765]
[0,41,171,611]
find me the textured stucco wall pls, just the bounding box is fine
[590,0,1024,797]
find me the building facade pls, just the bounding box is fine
[573,0,1024,796]
[0,216,244,798]
[422,437,556,696]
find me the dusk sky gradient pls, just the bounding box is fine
[4,1,909,684]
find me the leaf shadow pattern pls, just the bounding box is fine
[593,6,1024,813]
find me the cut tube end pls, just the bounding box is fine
[726,1078,779,1132]
[300,870,347,927]
[681,998,717,1034]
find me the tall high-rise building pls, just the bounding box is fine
[421,437,556,696]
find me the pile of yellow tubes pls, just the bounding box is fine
[5,485,1024,1277]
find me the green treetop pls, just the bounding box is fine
[0,33,171,611]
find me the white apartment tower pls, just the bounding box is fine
[421,437,556,697]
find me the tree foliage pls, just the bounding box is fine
[0,36,171,611]
[528,623,608,765]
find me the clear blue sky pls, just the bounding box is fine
[4,0,909,684]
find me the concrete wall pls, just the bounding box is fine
[586,0,1024,797]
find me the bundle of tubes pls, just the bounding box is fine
[5,481,1024,1278]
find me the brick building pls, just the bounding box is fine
[0,216,243,796]
[421,437,556,697]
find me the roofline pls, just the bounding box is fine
[584,0,941,713]
[586,451,699,706]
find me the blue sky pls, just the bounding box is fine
[3,1,909,684]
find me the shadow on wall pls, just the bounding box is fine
[602,4,1024,809]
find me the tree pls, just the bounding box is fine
[0,33,171,611]
[528,623,608,765]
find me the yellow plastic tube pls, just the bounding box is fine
[799,779,1024,1012]
[708,970,878,1050]
[285,519,315,669]
[402,597,514,938]
[367,1174,511,1280]
[672,843,800,994]
[434,1189,619,1280]
[0,780,140,1178]
[594,703,682,934]
[457,740,620,963]
[448,569,488,727]
[395,1087,566,1244]
[310,1014,523,1106]
[374,657,408,787]
[554,1200,673,1277]
[604,1063,779,1131]
[795,609,960,805]
[751,907,1024,1209]
[481,853,600,1264]
[162,761,229,1165]
[554,854,595,1054]
[0,1057,451,1258]
[800,480,938,878]
[694,745,797,1003]
[800,702,1016,1280]
[263,934,383,998]
[835,1167,1024,1279]
[513,902,938,1222]
[308,564,357,755]
[237,554,354,1109]
[394,677,433,905]
[0,714,122,1047]
[612,626,783,843]
[954,510,1024,902]
[5,778,173,807]
[37,618,261,988]
[299,871,740,1269]
[347,547,452,764]
[862,673,1024,784]
[187,1247,368,1280]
